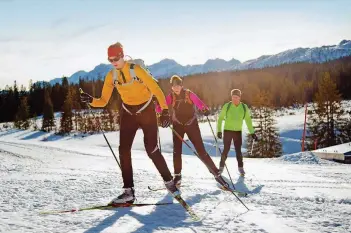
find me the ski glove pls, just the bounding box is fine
[202,108,210,116]
[217,132,222,139]
[251,133,258,141]
[80,92,93,103]
[160,109,171,128]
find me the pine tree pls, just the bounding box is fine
[14,97,30,129]
[42,88,55,132]
[107,108,116,131]
[306,72,345,149]
[86,114,94,134]
[92,112,99,133]
[101,108,110,131]
[73,108,80,131]
[72,87,82,132]
[247,90,282,158]
[60,87,73,134]
[7,81,21,122]
[77,110,87,133]
[31,114,38,131]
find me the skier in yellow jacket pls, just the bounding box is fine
[80,42,179,204]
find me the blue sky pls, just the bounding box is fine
[0,0,350,89]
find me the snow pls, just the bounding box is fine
[313,142,351,155]
[279,151,324,165]
[1,104,351,232]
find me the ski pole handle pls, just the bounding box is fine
[79,88,92,109]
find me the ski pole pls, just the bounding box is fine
[156,112,162,154]
[205,116,236,187]
[169,125,223,178]
[170,124,249,210]
[169,125,207,165]
[79,88,121,170]
[205,116,249,211]
[249,139,255,156]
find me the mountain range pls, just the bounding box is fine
[49,39,351,85]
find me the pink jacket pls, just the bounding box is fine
[156,90,209,113]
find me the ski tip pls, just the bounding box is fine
[185,216,202,223]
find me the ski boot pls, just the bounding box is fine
[173,173,182,188]
[164,179,181,197]
[215,174,229,189]
[238,167,245,177]
[109,187,135,205]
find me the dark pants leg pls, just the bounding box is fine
[219,130,234,168]
[119,110,139,188]
[232,131,243,167]
[186,121,219,175]
[219,130,243,168]
[172,123,185,175]
[138,105,173,182]
[119,103,173,188]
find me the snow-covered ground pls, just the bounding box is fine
[1,104,351,233]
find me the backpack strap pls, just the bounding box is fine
[129,63,142,82]
[225,101,231,119]
[113,63,153,115]
[171,92,176,107]
[113,63,144,87]
[242,103,247,119]
[185,89,193,105]
[112,68,122,86]
[129,63,136,79]
[172,89,193,108]
[225,102,247,119]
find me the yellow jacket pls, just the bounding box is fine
[90,62,168,110]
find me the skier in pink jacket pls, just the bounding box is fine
[157,75,229,189]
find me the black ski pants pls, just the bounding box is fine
[119,102,172,188]
[219,130,243,168]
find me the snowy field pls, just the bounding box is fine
[1,104,351,233]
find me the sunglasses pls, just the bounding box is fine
[108,56,122,63]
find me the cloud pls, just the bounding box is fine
[51,17,70,29]
[0,23,108,47]
[41,56,65,61]
[0,36,21,43]
[64,23,110,40]
[0,35,50,44]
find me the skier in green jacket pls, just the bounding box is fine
[217,89,258,176]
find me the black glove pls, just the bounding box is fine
[80,92,93,103]
[251,133,258,141]
[202,108,210,116]
[217,132,222,139]
[160,109,171,128]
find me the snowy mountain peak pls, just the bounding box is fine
[339,39,350,45]
[339,39,351,48]
[157,58,180,66]
[47,39,351,85]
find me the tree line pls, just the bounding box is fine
[1,56,351,157]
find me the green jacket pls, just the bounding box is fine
[217,102,255,134]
